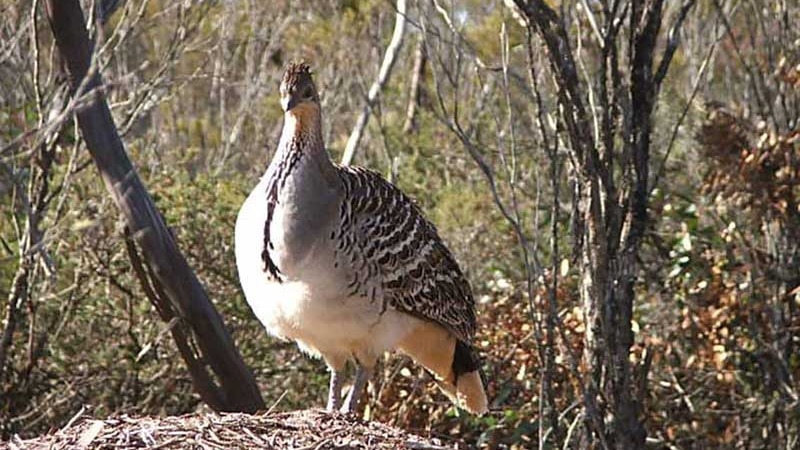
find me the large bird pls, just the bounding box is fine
[235,62,487,414]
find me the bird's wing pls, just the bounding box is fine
[334,166,477,342]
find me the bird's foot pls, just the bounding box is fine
[339,393,358,415]
[326,396,342,412]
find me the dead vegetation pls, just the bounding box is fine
[9,409,455,450]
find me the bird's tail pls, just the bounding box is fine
[397,321,488,414]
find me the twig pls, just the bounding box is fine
[340,0,407,166]
[649,9,725,197]
[653,0,698,89]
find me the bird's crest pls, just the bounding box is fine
[282,61,313,90]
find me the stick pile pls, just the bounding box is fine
[10,409,454,449]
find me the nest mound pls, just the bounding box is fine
[9,409,454,449]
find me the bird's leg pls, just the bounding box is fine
[341,363,370,414]
[326,369,344,411]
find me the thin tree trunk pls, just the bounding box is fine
[402,37,426,134]
[43,0,264,413]
[509,0,696,447]
[340,0,406,166]
[0,262,29,383]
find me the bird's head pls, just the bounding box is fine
[280,62,320,120]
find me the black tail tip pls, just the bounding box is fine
[452,339,481,380]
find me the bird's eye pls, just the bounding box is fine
[303,87,314,99]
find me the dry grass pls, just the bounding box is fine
[8,409,456,450]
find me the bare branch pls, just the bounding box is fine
[340,0,407,166]
[402,36,426,134]
[653,0,697,90]
[124,229,225,411]
[511,0,596,170]
[650,14,722,196]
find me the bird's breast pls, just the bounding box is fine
[235,163,344,282]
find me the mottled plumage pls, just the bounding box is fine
[235,62,487,414]
[333,166,477,342]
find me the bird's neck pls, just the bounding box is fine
[265,106,339,193]
[277,107,327,163]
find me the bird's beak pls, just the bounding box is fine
[282,95,300,112]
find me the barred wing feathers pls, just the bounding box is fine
[333,166,477,343]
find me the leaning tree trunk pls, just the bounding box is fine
[44,0,264,413]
